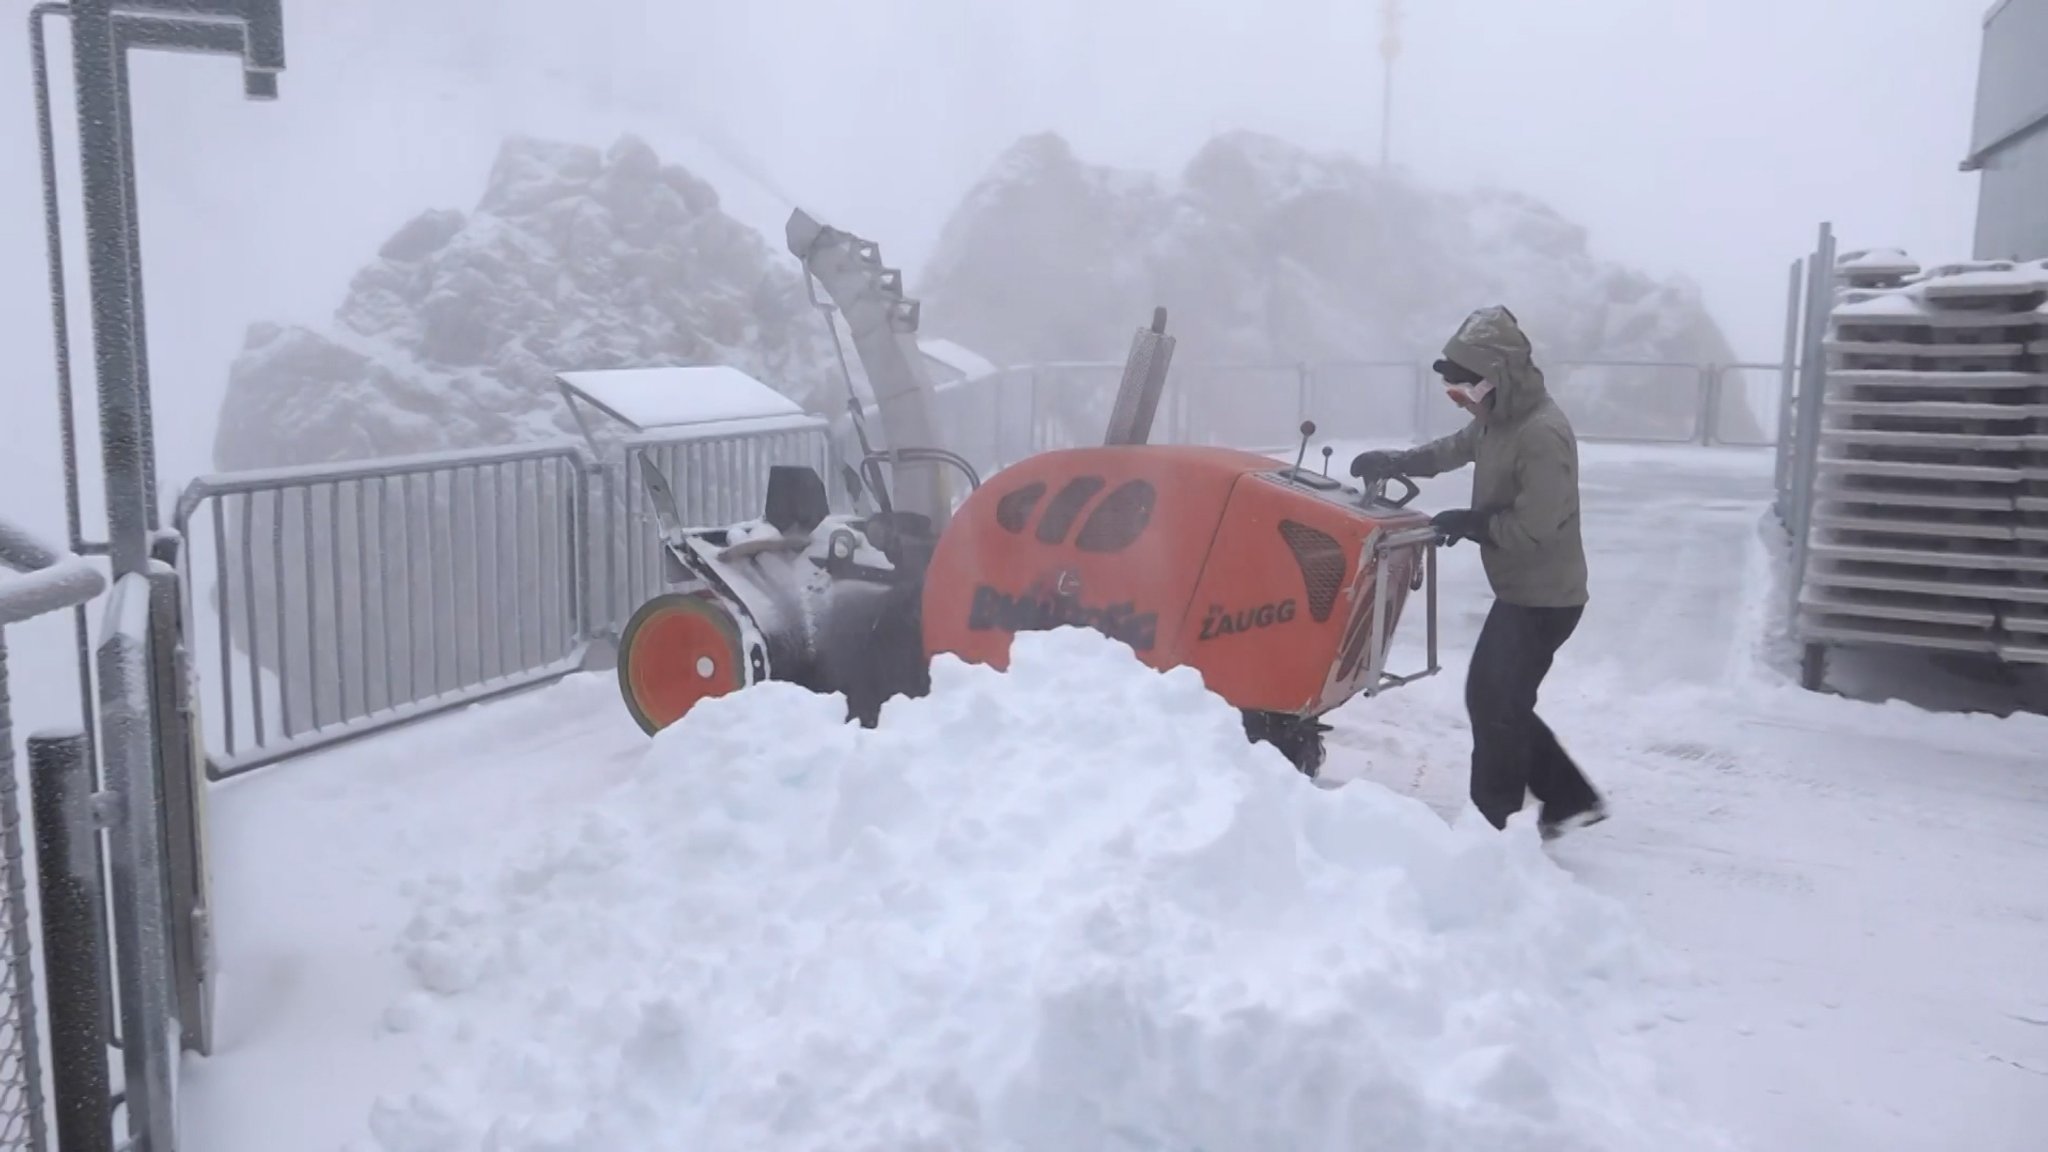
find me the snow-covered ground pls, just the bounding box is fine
[177,443,2048,1152]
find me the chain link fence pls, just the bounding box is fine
[0,518,107,1152]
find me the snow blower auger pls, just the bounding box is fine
[611,210,1442,777]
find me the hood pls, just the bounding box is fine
[1440,305,1547,423]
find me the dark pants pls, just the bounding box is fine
[1464,600,1599,830]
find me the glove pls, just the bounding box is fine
[1431,508,1491,547]
[1348,450,1401,482]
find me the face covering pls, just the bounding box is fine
[1447,380,1495,415]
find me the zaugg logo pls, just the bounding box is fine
[968,584,1159,651]
[1198,599,1297,641]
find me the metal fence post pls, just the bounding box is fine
[1696,365,1719,446]
[1411,362,1432,441]
[98,573,177,1152]
[31,730,110,1152]
[146,551,211,1058]
[1774,257,1806,521]
[1786,224,1837,630]
[71,0,152,582]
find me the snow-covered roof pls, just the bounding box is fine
[555,365,811,433]
[1838,248,1918,272]
[919,338,1001,385]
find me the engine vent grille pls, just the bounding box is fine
[1075,480,1157,553]
[1277,519,1347,622]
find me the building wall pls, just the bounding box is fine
[1969,0,2048,260]
[1975,128,2048,261]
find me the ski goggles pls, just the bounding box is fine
[1431,357,1485,386]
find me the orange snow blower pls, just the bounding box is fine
[610,212,1441,777]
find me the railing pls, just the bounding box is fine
[173,442,594,781]
[175,354,1782,785]
[173,418,840,782]
[0,518,105,1152]
[963,357,1782,465]
[599,424,837,641]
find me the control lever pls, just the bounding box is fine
[1291,420,1316,474]
[1320,446,1333,477]
[1362,474,1420,509]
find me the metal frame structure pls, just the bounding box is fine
[1780,228,2048,688]
[171,442,596,781]
[1783,225,1841,680]
[1361,523,1441,696]
[26,3,286,1149]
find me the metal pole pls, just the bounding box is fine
[1412,362,1432,441]
[1379,0,1402,166]
[113,38,158,530]
[98,575,176,1152]
[31,2,107,808]
[30,730,111,1152]
[1774,257,1805,517]
[70,0,150,581]
[1696,365,1718,447]
[1786,224,1836,631]
[31,4,86,556]
[1380,65,1394,167]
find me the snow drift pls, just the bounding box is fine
[365,627,1729,1152]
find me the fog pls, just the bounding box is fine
[0,0,1993,545]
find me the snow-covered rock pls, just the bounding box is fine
[211,134,841,472]
[918,131,1753,445]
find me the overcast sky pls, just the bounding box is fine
[0,0,1997,542]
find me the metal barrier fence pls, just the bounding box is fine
[174,421,839,781]
[597,425,839,641]
[174,354,1782,784]
[174,443,592,781]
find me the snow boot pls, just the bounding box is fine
[1539,798,1608,842]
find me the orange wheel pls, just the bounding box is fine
[618,592,750,735]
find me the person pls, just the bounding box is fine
[1349,305,1606,841]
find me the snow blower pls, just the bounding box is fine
[610,211,1441,776]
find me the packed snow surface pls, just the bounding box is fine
[362,628,1721,1152]
[182,447,2048,1152]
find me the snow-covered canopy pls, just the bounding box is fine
[555,365,816,437]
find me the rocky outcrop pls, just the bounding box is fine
[212,134,841,472]
[918,131,1752,445]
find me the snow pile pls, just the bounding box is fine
[364,627,1728,1152]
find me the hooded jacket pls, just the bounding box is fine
[1387,306,1588,608]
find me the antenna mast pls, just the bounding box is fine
[1380,0,1403,167]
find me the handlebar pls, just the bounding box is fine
[1361,473,1419,510]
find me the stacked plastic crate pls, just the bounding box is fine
[1798,253,2048,672]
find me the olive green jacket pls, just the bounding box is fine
[1389,306,1588,608]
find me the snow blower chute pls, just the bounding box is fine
[609,210,1442,776]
